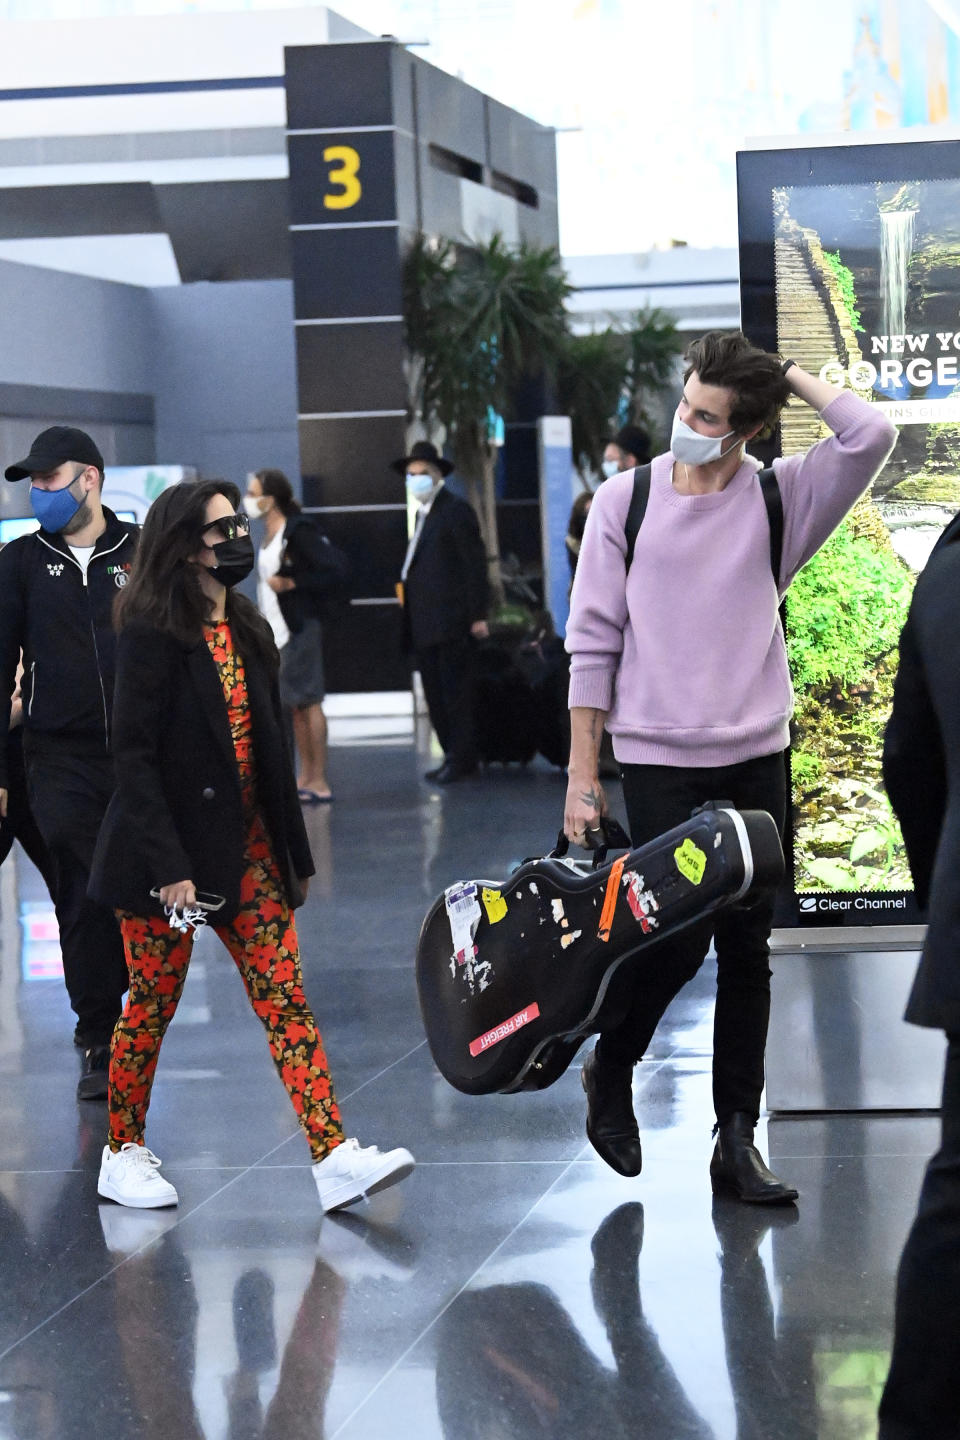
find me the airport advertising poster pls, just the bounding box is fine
[762,165,960,924]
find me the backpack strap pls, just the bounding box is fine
[758,466,783,589]
[623,464,652,573]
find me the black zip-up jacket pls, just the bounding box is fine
[0,507,139,787]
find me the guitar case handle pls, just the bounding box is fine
[549,815,633,869]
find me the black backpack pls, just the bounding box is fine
[624,463,784,597]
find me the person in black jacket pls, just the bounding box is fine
[878,513,960,1439]
[244,468,338,803]
[393,441,490,784]
[0,427,136,1100]
[88,479,414,1211]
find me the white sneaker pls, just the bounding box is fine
[312,1138,414,1213]
[98,1143,179,1209]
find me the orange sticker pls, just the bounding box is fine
[597,855,626,942]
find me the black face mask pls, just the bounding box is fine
[210,536,255,589]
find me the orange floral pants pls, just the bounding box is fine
[108,816,344,1162]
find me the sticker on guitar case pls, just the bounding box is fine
[597,856,626,942]
[622,870,660,933]
[469,1002,541,1058]
[481,887,508,924]
[674,838,707,886]
[445,881,482,966]
[449,949,494,995]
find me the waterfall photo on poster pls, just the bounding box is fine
[774,178,960,899]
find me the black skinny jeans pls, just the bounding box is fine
[879,1032,960,1439]
[597,751,787,1126]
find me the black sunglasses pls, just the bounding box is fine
[199,512,250,544]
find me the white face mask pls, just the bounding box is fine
[406,472,438,500]
[601,459,620,479]
[670,412,739,467]
[242,494,266,520]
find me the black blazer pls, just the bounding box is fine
[89,620,314,922]
[883,535,960,1031]
[402,487,489,651]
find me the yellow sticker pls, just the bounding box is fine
[674,838,707,886]
[482,887,508,924]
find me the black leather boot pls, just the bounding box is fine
[710,1113,798,1205]
[581,1048,643,1177]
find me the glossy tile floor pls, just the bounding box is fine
[0,744,938,1439]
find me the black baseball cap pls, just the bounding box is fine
[5,426,105,481]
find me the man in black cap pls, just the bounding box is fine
[601,424,651,481]
[0,427,137,1099]
[393,441,489,784]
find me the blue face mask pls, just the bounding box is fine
[406,472,438,500]
[30,477,84,534]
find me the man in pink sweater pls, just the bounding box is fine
[564,329,897,1203]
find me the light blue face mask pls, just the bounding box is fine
[30,476,84,533]
[601,459,620,479]
[406,472,438,500]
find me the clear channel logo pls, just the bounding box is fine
[797,895,909,914]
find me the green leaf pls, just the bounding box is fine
[849,828,888,862]
[804,858,857,889]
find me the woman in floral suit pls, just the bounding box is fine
[89,479,413,1211]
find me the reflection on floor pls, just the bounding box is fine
[0,745,933,1439]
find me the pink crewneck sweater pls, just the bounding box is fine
[566,390,898,767]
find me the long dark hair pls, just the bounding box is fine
[115,479,277,668]
[255,468,301,517]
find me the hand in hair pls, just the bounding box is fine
[780,361,844,413]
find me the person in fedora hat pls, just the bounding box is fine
[392,441,489,783]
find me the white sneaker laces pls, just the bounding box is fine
[120,1143,164,1177]
[338,1139,380,1193]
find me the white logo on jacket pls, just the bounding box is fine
[46,563,64,577]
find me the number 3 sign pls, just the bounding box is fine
[323,145,362,210]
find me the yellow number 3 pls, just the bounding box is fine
[323,145,362,210]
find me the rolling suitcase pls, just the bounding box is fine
[416,806,784,1096]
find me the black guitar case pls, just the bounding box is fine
[416,805,784,1096]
